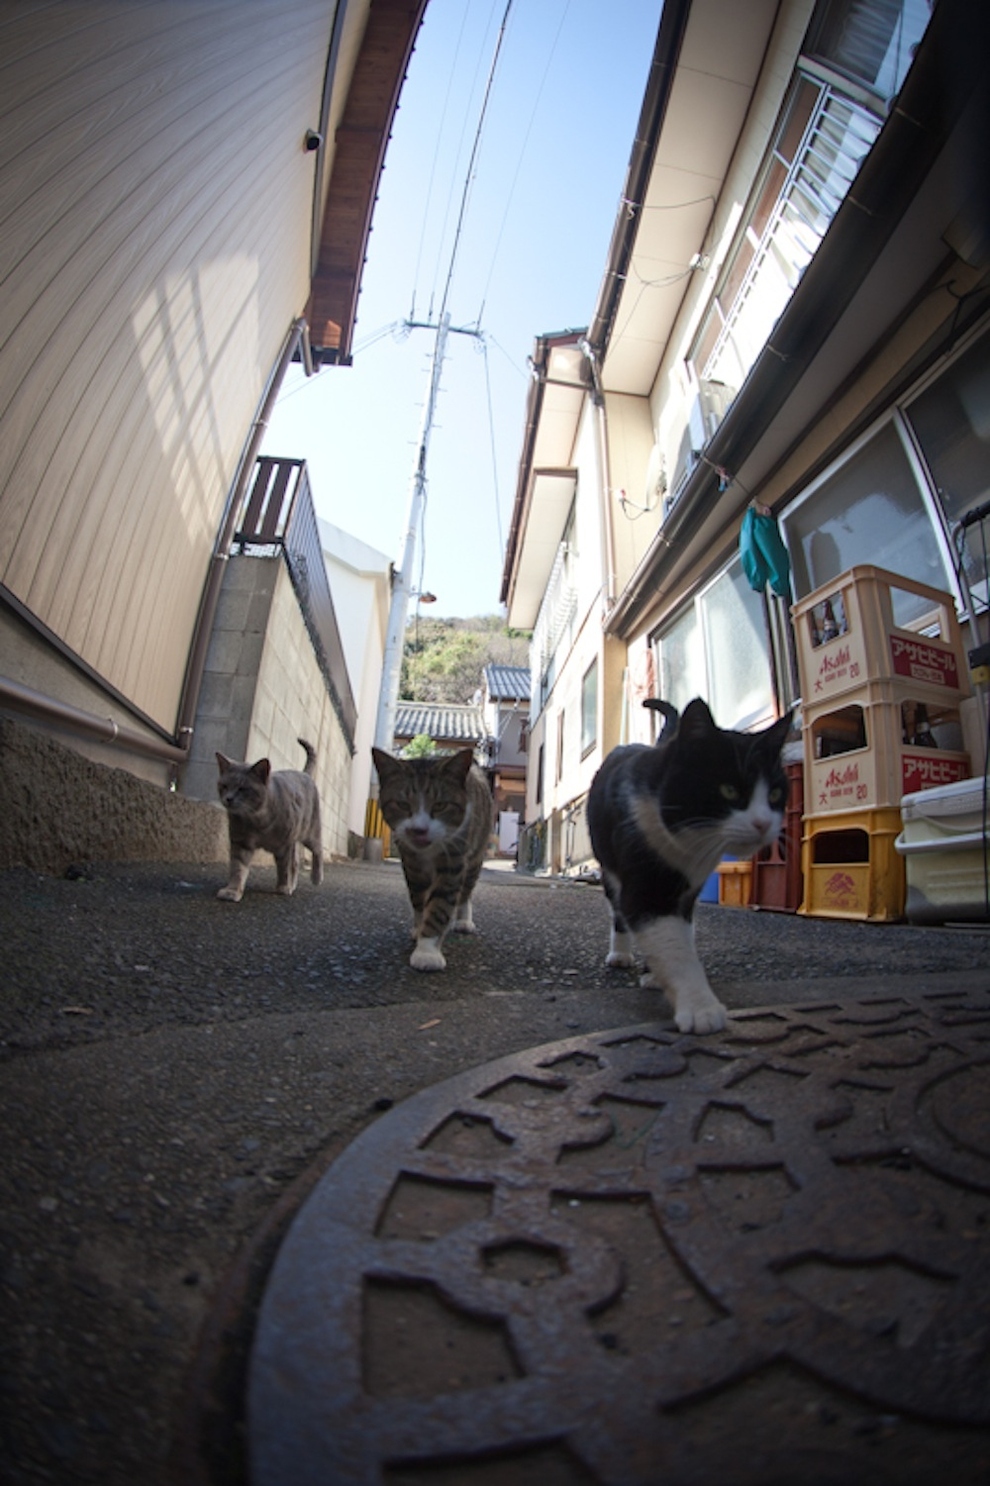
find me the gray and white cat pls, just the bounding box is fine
[215,738,323,902]
[587,698,792,1035]
[372,747,493,971]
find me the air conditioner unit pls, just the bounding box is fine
[665,379,737,516]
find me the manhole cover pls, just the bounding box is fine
[249,989,990,1485]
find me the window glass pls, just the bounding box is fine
[658,604,704,712]
[782,421,950,624]
[905,331,990,608]
[580,659,598,755]
[703,560,775,728]
[809,0,932,100]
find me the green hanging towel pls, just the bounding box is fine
[739,506,791,598]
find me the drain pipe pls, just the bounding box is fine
[581,338,617,611]
[174,316,312,750]
[0,675,189,763]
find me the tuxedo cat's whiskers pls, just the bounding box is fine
[373,747,493,973]
[588,698,793,1035]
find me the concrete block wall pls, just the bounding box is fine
[183,556,352,858]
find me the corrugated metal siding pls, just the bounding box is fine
[0,1,339,729]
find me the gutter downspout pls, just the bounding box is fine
[581,338,616,611]
[174,316,311,750]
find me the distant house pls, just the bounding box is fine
[319,518,390,856]
[393,702,488,761]
[481,664,530,855]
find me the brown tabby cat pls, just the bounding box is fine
[372,746,493,971]
[215,738,323,902]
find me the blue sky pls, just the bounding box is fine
[263,0,660,620]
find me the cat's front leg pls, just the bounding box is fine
[274,844,299,896]
[410,892,453,970]
[634,916,727,1035]
[410,935,446,971]
[217,849,252,902]
[450,896,477,934]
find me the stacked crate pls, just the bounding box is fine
[792,566,971,920]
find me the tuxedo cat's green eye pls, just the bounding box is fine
[769,786,784,805]
[719,783,740,802]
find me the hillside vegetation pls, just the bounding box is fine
[400,615,530,703]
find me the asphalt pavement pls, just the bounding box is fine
[0,855,987,1485]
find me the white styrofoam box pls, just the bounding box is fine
[896,776,990,924]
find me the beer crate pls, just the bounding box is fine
[800,806,905,921]
[792,566,969,708]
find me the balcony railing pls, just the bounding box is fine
[235,456,357,751]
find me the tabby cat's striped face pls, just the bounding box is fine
[373,751,472,853]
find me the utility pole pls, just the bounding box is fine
[373,312,452,760]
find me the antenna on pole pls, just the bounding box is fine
[368,0,514,783]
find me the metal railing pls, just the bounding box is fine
[235,456,357,751]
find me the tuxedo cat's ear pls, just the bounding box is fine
[761,708,795,754]
[678,697,718,739]
[250,758,271,784]
[443,748,476,783]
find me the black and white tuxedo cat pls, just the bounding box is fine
[587,698,792,1035]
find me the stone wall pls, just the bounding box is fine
[0,717,227,874]
[182,555,352,857]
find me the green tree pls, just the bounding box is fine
[403,733,436,757]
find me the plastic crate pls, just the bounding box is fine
[792,566,969,709]
[804,695,969,814]
[800,806,905,921]
[751,760,804,911]
[716,860,753,907]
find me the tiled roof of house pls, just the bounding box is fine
[483,664,531,701]
[393,702,487,745]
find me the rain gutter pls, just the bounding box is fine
[604,0,986,638]
[585,0,692,360]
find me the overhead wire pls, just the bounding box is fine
[474,0,573,328]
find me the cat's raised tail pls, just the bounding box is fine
[642,698,679,740]
[298,738,317,776]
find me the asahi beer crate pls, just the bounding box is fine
[803,683,970,814]
[792,566,969,707]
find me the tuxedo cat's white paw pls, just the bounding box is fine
[410,941,447,972]
[674,993,727,1036]
[451,920,478,935]
[606,951,636,968]
[217,885,244,902]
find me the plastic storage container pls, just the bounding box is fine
[896,777,990,924]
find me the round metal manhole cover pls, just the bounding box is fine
[248,990,990,1486]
